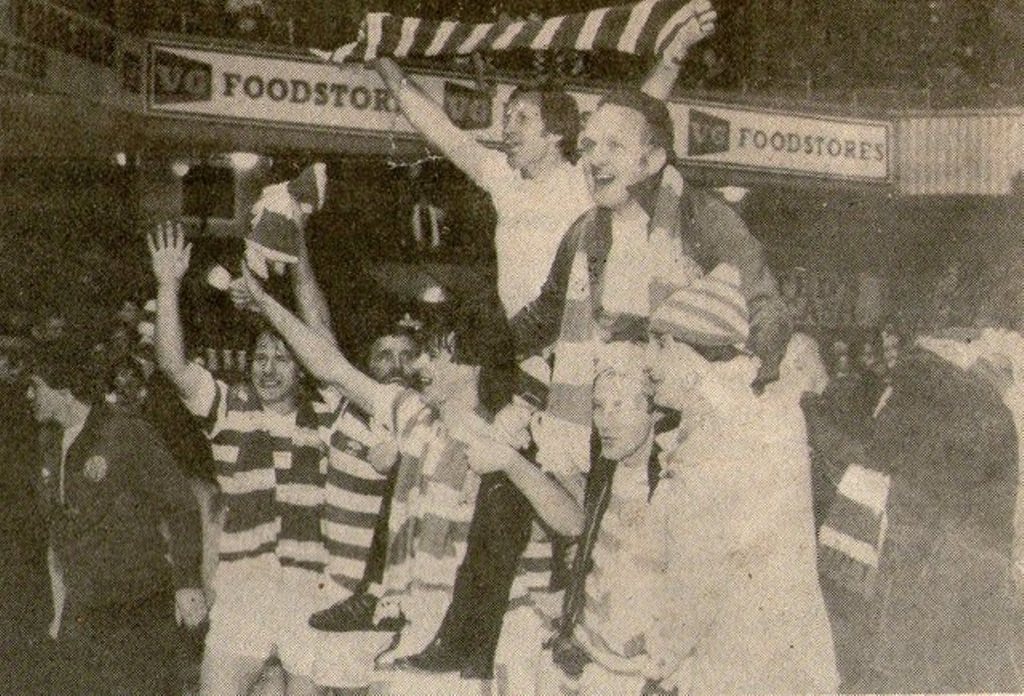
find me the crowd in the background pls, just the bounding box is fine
[3,23,1024,696]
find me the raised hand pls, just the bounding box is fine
[228,276,261,314]
[147,221,192,288]
[657,0,717,66]
[239,261,270,307]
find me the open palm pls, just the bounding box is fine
[147,221,192,286]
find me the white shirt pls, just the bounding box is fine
[477,150,591,318]
[601,208,652,317]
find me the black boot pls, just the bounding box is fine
[393,635,465,673]
[308,593,405,632]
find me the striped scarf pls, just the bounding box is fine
[315,0,715,64]
[817,463,891,599]
[372,391,481,628]
[539,165,697,478]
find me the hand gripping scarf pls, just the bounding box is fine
[245,162,327,279]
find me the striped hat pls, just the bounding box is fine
[649,264,749,348]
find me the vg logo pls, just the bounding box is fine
[152,49,212,104]
[688,109,730,157]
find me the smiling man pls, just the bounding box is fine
[372,24,699,321]
[511,89,787,382]
[149,224,391,696]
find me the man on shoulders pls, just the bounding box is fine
[510,88,789,391]
[372,19,702,319]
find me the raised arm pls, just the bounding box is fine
[291,230,338,348]
[373,57,489,184]
[641,0,717,101]
[148,223,209,403]
[243,265,379,415]
[499,449,583,537]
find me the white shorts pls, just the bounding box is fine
[205,560,343,679]
[312,631,396,690]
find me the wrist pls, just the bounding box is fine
[660,49,686,69]
[497,446,518,475]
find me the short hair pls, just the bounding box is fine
[594,365,655,412]
[368,325,420,356]
[598,89,675,154]
[109,356,146,387]
[30,337,99,404]
[510,78,582,160]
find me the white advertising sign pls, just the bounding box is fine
[672,102,892,182]
[147,41,507,141]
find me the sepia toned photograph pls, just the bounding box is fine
[0,0,1022,693]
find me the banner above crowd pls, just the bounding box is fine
[316,0,716,64]
[147,41,893,183]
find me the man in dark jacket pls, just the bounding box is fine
[838,340,1024,693]
[27,338,205,695]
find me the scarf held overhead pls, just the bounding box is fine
[315,0,715,64]
[539,165,699,479]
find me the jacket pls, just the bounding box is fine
[50,406,202,615]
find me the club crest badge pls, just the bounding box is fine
[84,455,109,483]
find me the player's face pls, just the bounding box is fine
[250,333,301,407]
[579,104,663,210]
[593,374,655,464]
[503,95,559,172]
[367,334,419,386]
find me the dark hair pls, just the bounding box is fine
[418,291,518,418]
[598,89,675,154]
[108,356,146,387]
[510,78,582,160]
[30,337,99,404]
[365,325,420,364]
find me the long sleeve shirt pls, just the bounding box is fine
[50,406,202,612]
[510,177,780,359]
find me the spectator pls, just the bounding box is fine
[538,342,666,695]
[28,336,205,695]
[31,308,67,345]
[541,267,834,694]
[838,331,1024,693]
